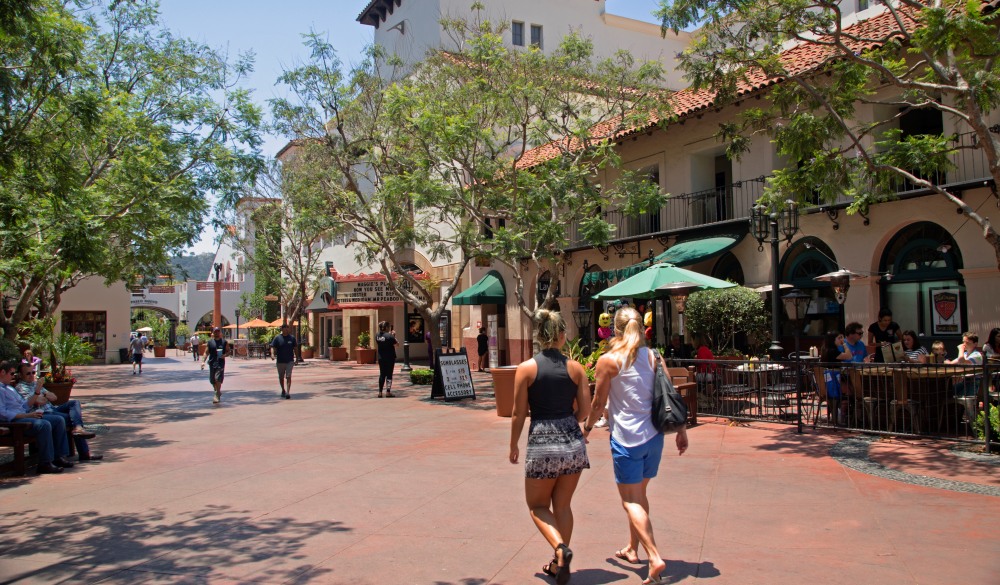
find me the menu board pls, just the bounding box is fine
[431,348,476,401]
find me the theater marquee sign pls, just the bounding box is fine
[336,280,404,305]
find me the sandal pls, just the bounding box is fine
[555,544,573,585]
[542,556,558,578]
[385,391,393,398]
[614,547,640,564]
[377,391,382,398]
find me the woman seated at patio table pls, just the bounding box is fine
[820,334,847,424]
[947,332,983,397]
[900,330,929,364]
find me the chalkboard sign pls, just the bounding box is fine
[431,348,476,401]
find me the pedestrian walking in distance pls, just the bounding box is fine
[128,334,145,375]
[270,323,297,399]
[584,306,688,585]
[509,309,591,585]
[202,327,230,404]
[375,321,398,398]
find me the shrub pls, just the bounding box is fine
[973,404,1000,442]
[357,331,371,348]
[685,286,768,355]
[330,335,344,348]
[410,368,434,385]
[0,336,20,363]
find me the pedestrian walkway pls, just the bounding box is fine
[1,357,997,584]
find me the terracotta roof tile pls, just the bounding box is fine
[517,6,923,169]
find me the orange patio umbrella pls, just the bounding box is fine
[242,318,272,328]
[267,318,298,327]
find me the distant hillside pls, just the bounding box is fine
[171,253,215,281]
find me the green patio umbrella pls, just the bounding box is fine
[591,263,735,300]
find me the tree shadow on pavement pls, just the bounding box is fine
[0,506,342,583]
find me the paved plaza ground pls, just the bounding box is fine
[1,354,998,584]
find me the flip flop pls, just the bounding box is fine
[615,548,640,564]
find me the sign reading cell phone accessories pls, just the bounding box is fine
[336,280,402,304]
[431,348,476,401]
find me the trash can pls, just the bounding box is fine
[118,348,129,364]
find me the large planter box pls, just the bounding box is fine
[356,348,376,364]
[43,381,75,406]
[301,348,315,359]
[153,346,167,358]
[491,366,518,417]
[329,347,348,361]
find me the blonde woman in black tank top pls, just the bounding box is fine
[510,310,591,585]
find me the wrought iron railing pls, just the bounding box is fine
[671,357,996,447]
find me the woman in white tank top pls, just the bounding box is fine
[583,307,688,585]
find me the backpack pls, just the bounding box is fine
[650,349,688,434]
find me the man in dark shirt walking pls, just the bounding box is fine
[270,323,297,399]
[201,327,230,404]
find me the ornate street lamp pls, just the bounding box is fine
[572,308,593,353]
[400,301,412,372]
[750,200,800,358]
[234,307,241,341]
[781,288,811,434]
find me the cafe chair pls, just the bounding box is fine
[946,395,979,437]
[716,364,754,418]
[888,369,921,434]
[847,368,888,430]
[809,366,837,427]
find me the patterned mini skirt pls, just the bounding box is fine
[525,415,590,480]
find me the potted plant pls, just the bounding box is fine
[356,331,376,364]
[151,319,170,357]
[175,322,191,351]
[300,343,315,359]
[409,368,433,385]
[43,333,94,405]
[328,335,347,361]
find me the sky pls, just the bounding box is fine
[156,0,663,254]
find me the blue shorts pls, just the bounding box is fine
[611,433,664,484]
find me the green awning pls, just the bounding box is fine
[592,263,736,300]
[653,234,743,267]
[305,292,332,313]
[452,270,506,305]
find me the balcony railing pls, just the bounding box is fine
[147,285,176,294]
[196,281,241,291]
[566,135,993,249]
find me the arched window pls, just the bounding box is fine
[880,222,963,338]
[578,264,606,309]
[780,238,842,336]
[711,252,744,285]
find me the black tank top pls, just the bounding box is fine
[528,349,577,420]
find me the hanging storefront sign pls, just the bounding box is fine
[930,288,961,335]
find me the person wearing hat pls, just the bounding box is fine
[201,327,231,404]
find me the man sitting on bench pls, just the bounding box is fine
[16,363,102,461]
[0,360,74,474]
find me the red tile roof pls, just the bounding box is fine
[516,5,922,169]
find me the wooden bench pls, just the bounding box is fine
[0,422,38,476]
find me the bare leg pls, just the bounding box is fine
[618,479,666,582]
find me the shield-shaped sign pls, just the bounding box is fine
[933,290,958,321]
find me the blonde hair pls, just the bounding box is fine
[534,309,566,349]
[608,306,646,370]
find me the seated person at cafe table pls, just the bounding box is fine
[900,330,929,363]
[837,323,872,364]
[946,332,983,397]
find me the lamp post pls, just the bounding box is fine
[782,288,811,434]
[234,308,241,342]
[572,308,593,354]
[750,201,799,358]
[400,301,412,372]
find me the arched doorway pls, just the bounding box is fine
[879,222,964,341]
[130,306,181,348]
[711,251,744,285]
[780,237,842,338]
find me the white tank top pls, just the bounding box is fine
[608,346,658,447]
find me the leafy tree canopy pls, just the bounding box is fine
[0,0,263,338]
